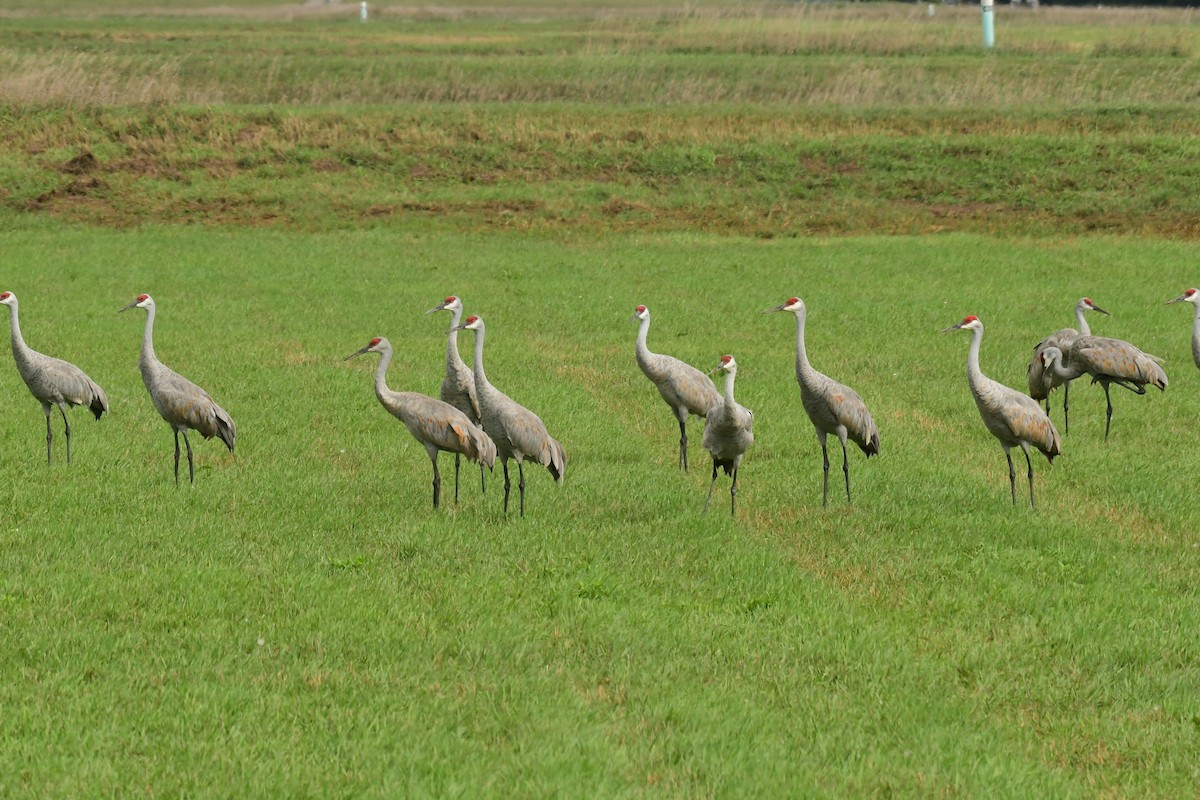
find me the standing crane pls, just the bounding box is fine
[426,295,486,501]
[1028,297,1109,434]
[119,294,236,484]
[702,355,754,516]
[1048,334,1166,441]
[765,296,879,507]
[943,316,1061,508]
[346,337,495,509]
[630,304,721,472]
[1166,288,1200,370]
[451,315,566,517]
[0,291,108,464]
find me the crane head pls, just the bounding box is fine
[1040,346,1064,369]
[426,295,462,315]
[1167,288,1200,306]
[451,315,483,333]
[629,304,648,324]
[345,336,389,361]
[710,354,737,375]
[1080,297,1110,316]
[119,294,153,313]
[0,291,14,306]
[764,297,803,315]
[942,315,981,333]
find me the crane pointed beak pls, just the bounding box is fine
[1166,294,1188,305]
[940,323,964,333]
[448,323,466,333]
[118,299,139,313]
[762,304,787,314]
[628,314,640,325]
[1091,304,1110,315]
[344,345,371,361]
[425,303,447,315]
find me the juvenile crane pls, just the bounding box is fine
[346,337,496,509]
[1051,334,1167,440]
[630,304,721,471]
[702,355,754,517]
[451,315,566,517]
[0,291,108,464]
[943,316,1061,508]
[1166,288,1200,370]
[766,296,879,507]
[119,294,235,484]
[427,295,486,501]
[1028,297,1109,434]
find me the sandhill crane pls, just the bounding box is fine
[702,355,754,516]
[0,291,108,464]
[346,337,495,509]
[1045,334,1167,441]
[427,295,486,501]
[451,315,566,517]
[765,296,879,507]
[630,304,721,472]
[1166,288,1200,369]
[1028,297,1109,434]
[943,316,1061,508]
[119,294,235,484]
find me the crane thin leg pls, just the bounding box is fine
[678,420,689,472]
[704,462,718,512]
[1024,447,1035,510]
[502,461,511,514]
[1062,383,1070,436]
[1005,450,1016,506]
[44,408,52,466]
[729,466,738,517]
[60,406,72,465]
[480,462,486,495]
[821,440,830,509]
[518,461,526,518]
[842,440,851,505]
[432,455,441,509]
[173,430,181,486]
[182,430,195,484]
[453,452,460,506]
[1102,383,1114,441]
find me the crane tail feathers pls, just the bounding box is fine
[545,436,567,483]
[214,408,236,452]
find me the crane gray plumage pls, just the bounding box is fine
[631,304,721,472]
[427,295,486,502]
[346,337,495,509]
[766,296,879,507]
[0,291,108,464]
[1049,333,1166,441]
[1166,288,1200,370]
[119,294,235,485]
[452,315,566,517]
[702,355,754,517]
[944,316,1061,509]
[1027,297,1108,434]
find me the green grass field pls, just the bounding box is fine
[2,3,1200,798]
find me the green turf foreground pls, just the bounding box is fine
[1,223,1198,797]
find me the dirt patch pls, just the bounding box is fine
[61,151,98,175]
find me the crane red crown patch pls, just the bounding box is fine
[465,315,479,324]
[963,315,978,323]
[369,337,381,346]
[444,296,457,304]
[0,292,9,300]
[137,294,149,302]
[1083,297,1092,304]
[1188,289,1198,297]
[721,355,733,364]
[787,297,800,306]
[636,305,646,313]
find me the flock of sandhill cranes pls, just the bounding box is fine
[2,288,1199,515]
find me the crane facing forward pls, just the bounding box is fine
[0,291,108,464]
[1050,334,1167,441]
[630,304,721,472]
[943,316,1061,508]
[1166,288,1200,370]
[702,355,754,516]
[346,337,495,509]
[119,294,236,484]
[426,295,486,501]
[765,296,879,507]
[1028,297,1109,434]
[451,315,566,517]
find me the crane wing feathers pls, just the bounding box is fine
[153,369,235,448]
[395,393,495,467]
[641,352,720,416]
[1071,337,1168,390]
[990,391,1061,459]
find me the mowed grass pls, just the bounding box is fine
[1,223,1199,797]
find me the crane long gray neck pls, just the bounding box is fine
[792,307,815,383]
[1046,349,1083,383]
[965,325,986,393]
[635,315,652,362]
[1076,302,1092,336]
[373,344,398,404]
[445,306,464,367]
[140,303,158,365]
[6,298,28,355]
[1191,304,1200,365]
[722,367,737,405]
[470,324,489,387]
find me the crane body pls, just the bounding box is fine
[1028,297,1108,434]
[427,296,486,501]
[1166,288,1200,370]
[702,355,754,516]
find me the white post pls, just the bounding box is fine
[360,1,368,22]
[981,0,995,47]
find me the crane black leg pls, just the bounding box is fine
[432,456,441,509]
[842,440,852,505]
[1005,450,1016,506]
[704,462,718,512]
[821,441,830,508]
[173,430,181,486]
[182,430,195,484]
[1103,383,1113,441]
[453,452,460,505]
[502,461,511,514]
[678,420,688,472]
[1024,448,1035,510]
[1062,383,1070,436]
[44,409,53,465]
[730,466,738,517]
[60,406,71,465]
[518,461,526,518]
